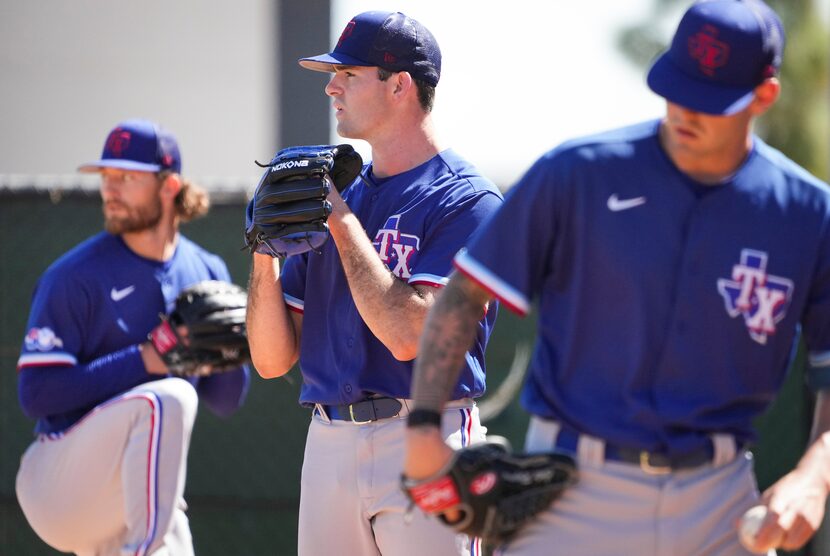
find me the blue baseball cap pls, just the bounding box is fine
[647,0,784,115]
[299,11,442,86]
[78,119,181,173]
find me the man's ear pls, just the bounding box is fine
[750,78,780,117]
[392,70,415,99]
[160,173,182,200]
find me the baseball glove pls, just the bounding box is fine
[244,144,363,258]
[401,437,577,545]
[148,280,251,377]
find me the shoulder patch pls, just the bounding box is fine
[24,327,65,352]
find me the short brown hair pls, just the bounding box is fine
[377,68,435,113]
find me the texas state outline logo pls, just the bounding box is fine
[716,249,794,345]
[373,215,420,279]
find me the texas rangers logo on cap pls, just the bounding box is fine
[646,0,785,115]
[717,249,793,345]
[105,129,131,158]
[688,24,730,76]
[337,20,356,48]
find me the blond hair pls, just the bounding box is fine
[175,177,210,222]
[158,171,210,222]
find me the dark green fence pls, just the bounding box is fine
[0,186,815,555]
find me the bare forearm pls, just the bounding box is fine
[246,254,299,377]
[800,390,830,489]
[328,202,431,359]
[411,273,491,411]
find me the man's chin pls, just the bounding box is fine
[104,218,126,234]
[335,124,359,140]
[104,218,152,235]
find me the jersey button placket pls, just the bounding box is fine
[656,203,704,385]
[157,270,177,309]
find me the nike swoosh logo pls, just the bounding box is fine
[607,194,647,212]
[110,285,136,302]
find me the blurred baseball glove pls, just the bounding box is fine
[244,144,363,258]
[148,280,250,377]
[401,437,577,545]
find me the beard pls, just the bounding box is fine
[103,195,163,234]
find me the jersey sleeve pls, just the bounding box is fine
[454,155,563,316]
[18,272,87,370]
[207,253,232,281]
[280,253,309,314]
[803,215,830,391]
[408,189,503,288]
[17,272,148,419]
[191,364,251,417]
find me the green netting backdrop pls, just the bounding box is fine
[0,188,816,555]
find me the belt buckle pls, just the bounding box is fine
[639,451,671,475]
[349,404,372,424]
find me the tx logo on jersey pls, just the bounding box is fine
[373,215,420,279]
[24,327,64,352]
[717,249,793,345]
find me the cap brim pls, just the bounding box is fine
[647,54,756,116]
[78,159,162,173]
[298,52,374,73]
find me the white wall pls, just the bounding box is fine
[0,0,274,185]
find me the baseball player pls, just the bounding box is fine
[15,119,250,556]
[245,11,503,556]
[404,1,830,555]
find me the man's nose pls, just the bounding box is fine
[325,74,342,96]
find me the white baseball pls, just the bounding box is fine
[738,505,775,554]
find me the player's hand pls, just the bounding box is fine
[140,341,172,375]
[404,426,453,478]
[748,465,829,551]
[324,179,349,220]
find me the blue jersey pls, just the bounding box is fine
[455,120,830,456]
[281,149,503,406]
[17,232,250,435]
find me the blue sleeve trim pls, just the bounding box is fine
[454,249,530,316]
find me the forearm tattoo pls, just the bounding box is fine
[412,276,489,411]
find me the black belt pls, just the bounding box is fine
[606,445,714,474]
[322,397,403,423]
[554,426,720,474]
